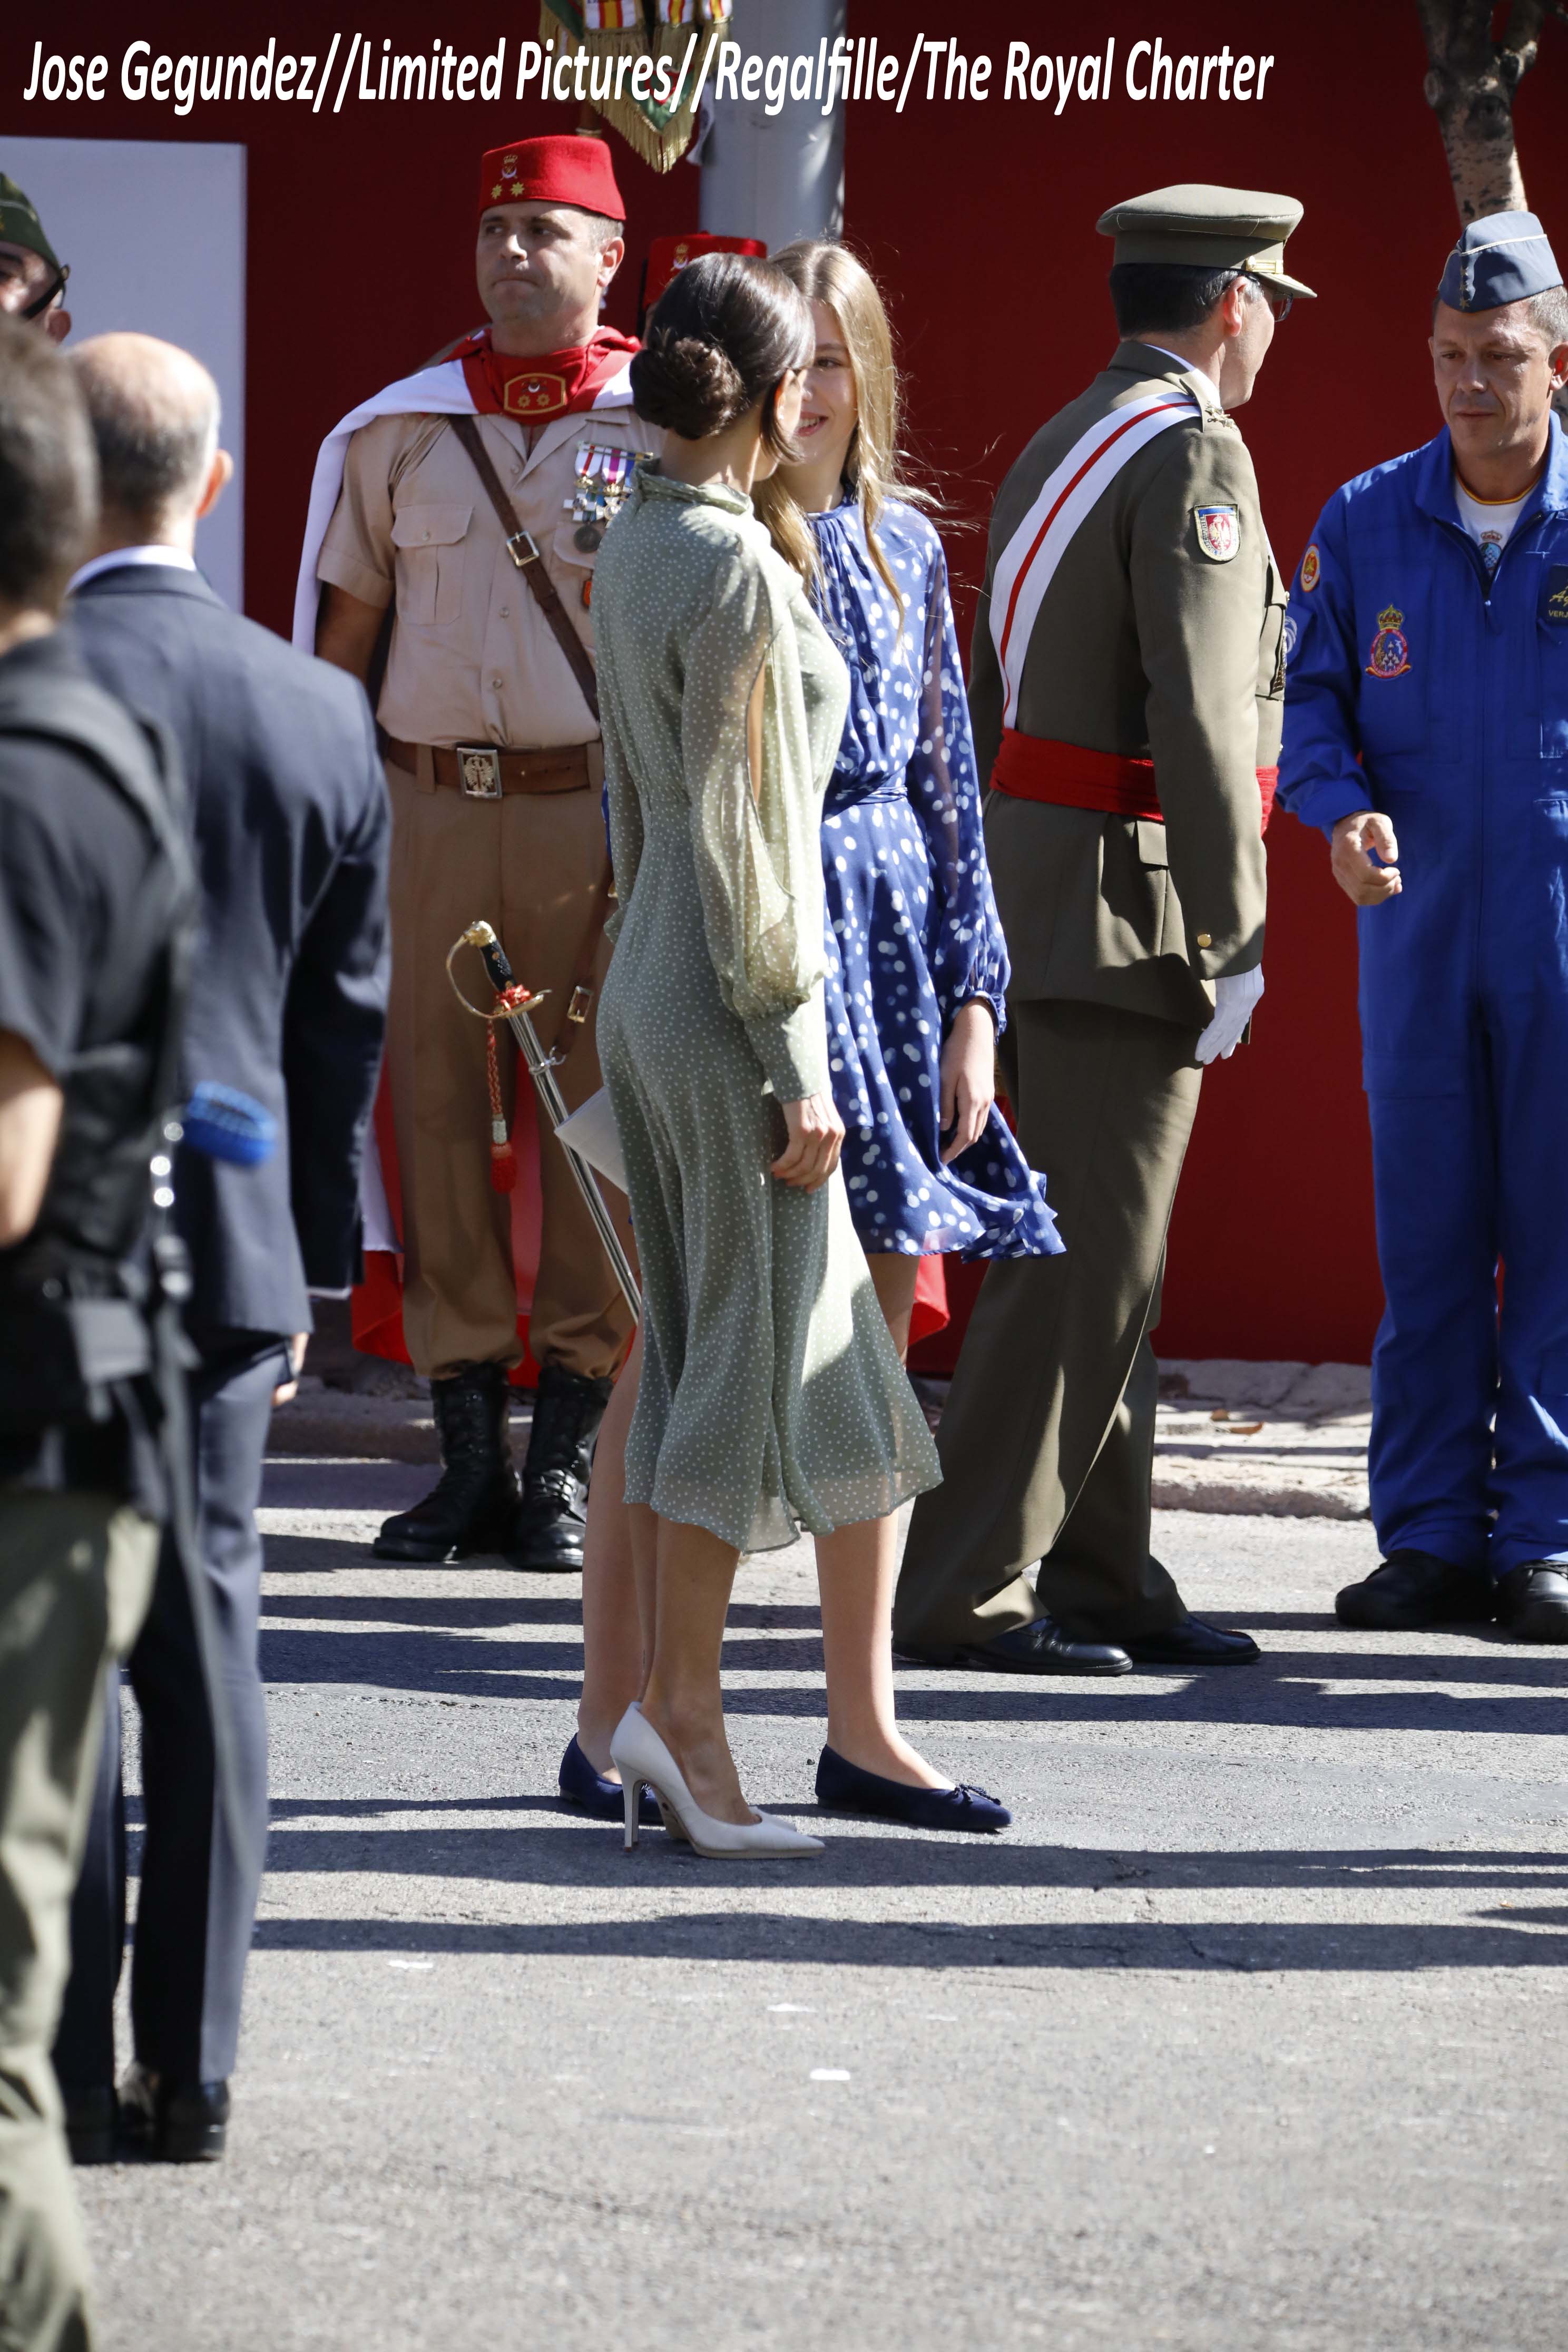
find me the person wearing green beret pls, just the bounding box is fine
[0,173,70,342]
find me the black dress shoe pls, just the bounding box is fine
[816,1746,1012,1832]
[374,1361,519,1561]
[1495,1562,1568,1642]
[894,1614,1133,1675]
[60,2084,115,2166]
[559,1734,660,1825]
[1335,1547,1493,1631]
[118,2064,230,2163]
[506,1364,614,1572]
[1119,1616,1260,1667]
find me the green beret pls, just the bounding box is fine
[1097,184,1315,300]
[0,172,61,272]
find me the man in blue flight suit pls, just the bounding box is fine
[1280,211,1568,1640]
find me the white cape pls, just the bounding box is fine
[290,347,636,652]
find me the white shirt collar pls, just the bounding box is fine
[1142,344,1223,409]
[67,544,199,594]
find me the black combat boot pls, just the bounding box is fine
[373,1361,518,1561]
[506,1363,614,1572]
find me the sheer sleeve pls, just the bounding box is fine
[680,540,830,1101]
[904,536,1011,1030]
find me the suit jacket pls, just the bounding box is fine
[973,340,1282,1027]
[68,565,390,1337]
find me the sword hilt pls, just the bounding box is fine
[461,920,545,1009]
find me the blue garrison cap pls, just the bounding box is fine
[1437,210,1562,312]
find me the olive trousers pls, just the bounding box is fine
[0,1489,158,2352]
[893,997,1204,1649]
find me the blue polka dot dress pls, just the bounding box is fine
[810,495,1062,1262]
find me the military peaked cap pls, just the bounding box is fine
[1097,184,1315,299]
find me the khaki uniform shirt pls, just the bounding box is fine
[318,405,660,750]
[974,339,1283,1027]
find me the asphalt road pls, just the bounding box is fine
[79,1458,1568,2351]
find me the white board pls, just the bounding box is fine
[0,135,246,612]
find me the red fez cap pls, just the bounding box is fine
[478,134,625,222]
[644,232,768,313]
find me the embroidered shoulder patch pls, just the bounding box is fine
[1300,544,1320,592]
[1365,606,1412,680]
[1194,504,1240,562]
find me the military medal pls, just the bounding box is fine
[566,444,647,551]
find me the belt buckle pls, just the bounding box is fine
[566,984,594,1025]
[457,746,503,800]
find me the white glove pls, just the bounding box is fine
[1195,966,1264,1065]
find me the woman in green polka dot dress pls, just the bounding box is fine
[591,256,946,1854]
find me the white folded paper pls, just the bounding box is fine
[554,1087,629,1194]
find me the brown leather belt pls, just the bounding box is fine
[381,734,590,797]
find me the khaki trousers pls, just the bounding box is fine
[385,757,633,1381]
[893,997,1203,1649]
[0,1489,159,2352]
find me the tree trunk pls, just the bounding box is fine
[1416,0,1547,218]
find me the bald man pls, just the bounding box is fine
[51,336,389,2162]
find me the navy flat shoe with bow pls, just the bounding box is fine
[815,1746,1011,1833]
[559,1734,660,1825]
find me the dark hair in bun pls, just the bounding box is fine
[632,251,814,454]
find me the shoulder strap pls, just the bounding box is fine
[448,415,600,726]
[0,670,191,885]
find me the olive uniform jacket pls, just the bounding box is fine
[974,339,1285,1030]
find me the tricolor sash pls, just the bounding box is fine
[989,387,1198,730]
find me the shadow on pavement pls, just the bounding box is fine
[256,1607,1568,1732]
[251,1818,1568,1893]
[248,1903,1568,1971]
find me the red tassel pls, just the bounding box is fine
[485,1027,516,1190]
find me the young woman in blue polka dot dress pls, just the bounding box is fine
[758,240,1061,1361]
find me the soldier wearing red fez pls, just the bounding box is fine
[302,133,655,1570]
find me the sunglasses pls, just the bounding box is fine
[1250,277,1292,322]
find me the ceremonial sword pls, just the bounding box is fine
[448,920,640,1321]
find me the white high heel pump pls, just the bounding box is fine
[610,1704,825,1859]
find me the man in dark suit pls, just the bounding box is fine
[52,332,390,2162]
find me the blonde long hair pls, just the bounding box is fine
[752,240,933,625]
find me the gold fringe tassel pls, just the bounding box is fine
[538,0,733,173]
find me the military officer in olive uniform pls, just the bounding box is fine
[894,187,1311,1674]
[309,135,654,1571]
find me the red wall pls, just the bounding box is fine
[11,1,1568,1360]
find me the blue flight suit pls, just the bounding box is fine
[1280,415,1568,1579]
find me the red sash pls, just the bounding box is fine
[991,730,1277,834]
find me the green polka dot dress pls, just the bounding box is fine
[594,465,940,1551]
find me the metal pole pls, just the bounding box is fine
[457,922,641,1321]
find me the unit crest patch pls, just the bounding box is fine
[1282,613,1299,664]
[1194,504,1240,562]
[504,371,567,419]
[1300,543,1320,592]
[1365,606,1412,680]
